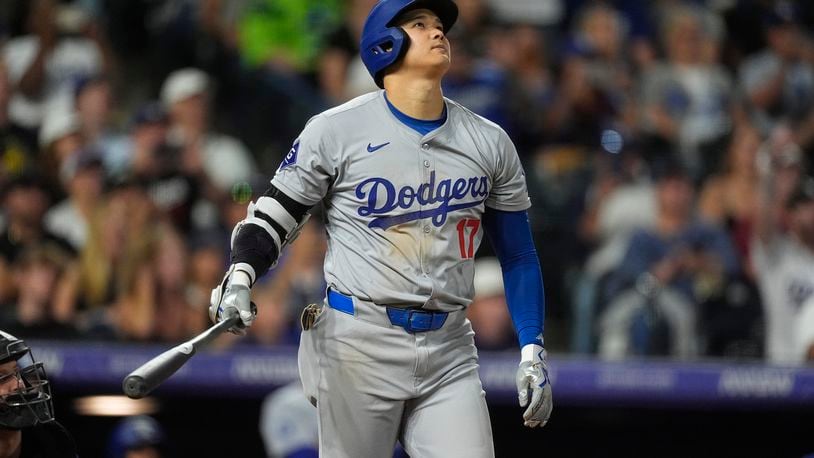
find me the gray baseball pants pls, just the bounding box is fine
[298,294,495,458]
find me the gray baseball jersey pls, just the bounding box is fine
[271,90,530,311]
[278,90,530,458]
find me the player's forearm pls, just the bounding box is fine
[502,255,545,346]
[483,209,545,347]
[231,224,280,282]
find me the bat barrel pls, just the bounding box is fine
[121,344,196,399]
[121,315,241,399]
[123,374,149,399]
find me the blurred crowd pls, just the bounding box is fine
[0,0,813,365]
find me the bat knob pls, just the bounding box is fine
[123,375,148,399]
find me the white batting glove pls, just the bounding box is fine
[209,264,257,335]
[516,344,553,428]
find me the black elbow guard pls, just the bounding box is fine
[231,224,280,279]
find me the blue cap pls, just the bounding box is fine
[131,102,169,127]
[107,415,165,458]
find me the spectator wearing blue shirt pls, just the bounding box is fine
[599,160,739,358]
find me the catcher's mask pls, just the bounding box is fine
[0,331,54,429]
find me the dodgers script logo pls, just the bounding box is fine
[356,171,489,230]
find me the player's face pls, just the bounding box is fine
[0,360,22,397]
[397,9,451,76]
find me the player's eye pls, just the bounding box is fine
[413,21,425,28]
[0,372,18,386]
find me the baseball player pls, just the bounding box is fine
[0,330,77,458]
[210,0,552,456]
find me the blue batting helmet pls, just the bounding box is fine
[360,0,458,88]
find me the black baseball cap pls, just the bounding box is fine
[1,172,50,199]
[650,156,690,182]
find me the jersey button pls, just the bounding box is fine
[423,160,430,168]
[422,143,430,150]
[423,225,431,233]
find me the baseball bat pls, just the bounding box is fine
[122,313,240,399]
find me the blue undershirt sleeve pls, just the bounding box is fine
[481,208,545,347]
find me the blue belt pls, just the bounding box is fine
[327,290,448,333]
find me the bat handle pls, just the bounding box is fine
[190,312,241,347]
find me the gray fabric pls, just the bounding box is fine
[271,90,530,312]
[299,301,494,458]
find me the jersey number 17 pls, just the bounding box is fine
[456,219,480,259]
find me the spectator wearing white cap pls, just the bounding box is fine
[160,67,255,194]
[38,107,84,191]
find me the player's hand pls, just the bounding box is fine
[516,344,553,428]
[209,265,256,335]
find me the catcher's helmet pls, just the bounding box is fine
[0,331,54,429]
[360,0,458,88]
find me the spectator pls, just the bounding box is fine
[150,224,205,342]
[640,4,733,180]
[796,295,814,363]
[259,381,320,458]
[572,152,656,352]
[0,60,36,185]
[698,125,762,275]
[318,0,378,102]
[446,0,492,57]
[442,40,512,130]
[125,102,170,180]
[106,415,168,458]
[73,75,129,177]
[125,101,202,233]
[540,3,638,150]
[467,257,516,351]
[2,0,110,131]
[599,160,739,358]
[38,105,85,185]
[0,243,78,340]
[259,381,409,458]
[160,68,255,195]
[185,229,229,321]
[0,174,73,303]
[43,148,105,250]
[53,181,158,340]
[489,23,555,153]
[753,127,814,364]
[739,3,814,148]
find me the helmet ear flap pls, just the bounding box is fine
[373,27,410,88]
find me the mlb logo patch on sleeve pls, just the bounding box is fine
[279,140,300,170]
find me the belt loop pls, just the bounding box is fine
[404,310,416,333]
